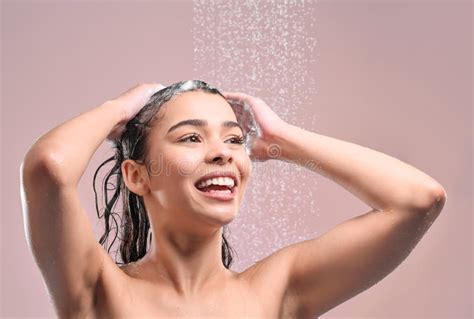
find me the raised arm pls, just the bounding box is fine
[222,92,446,317]
[275,124,446,317]
[276,124,446,213]
[20,83,163,316]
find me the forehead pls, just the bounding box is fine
[156,90,237,130]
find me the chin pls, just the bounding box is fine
[178,183,236,225]
[198,206,237,226]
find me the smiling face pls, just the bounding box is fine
[139,90,252,232]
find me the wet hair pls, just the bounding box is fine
[93,80,259,269]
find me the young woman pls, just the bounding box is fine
[20,80,447,318]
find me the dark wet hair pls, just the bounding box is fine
[93,80,258,269]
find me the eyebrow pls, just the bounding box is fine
[166,119,244,135]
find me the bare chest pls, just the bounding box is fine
[92,267,288,318]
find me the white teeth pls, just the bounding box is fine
[197,177,235,189]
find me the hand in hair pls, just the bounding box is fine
[107,83,165,141]
[223,91,289,162]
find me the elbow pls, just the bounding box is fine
[21,147,67,187]
[384,183,447,220]
[409,183,447,214]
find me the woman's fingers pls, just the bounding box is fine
[222,91,256,102]
[223,91,262,117]
[113,82,166,121]
[106,82,166,143]
[223,91,268,114]
[147,83,166,94]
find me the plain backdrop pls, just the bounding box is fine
[1,0,472,318]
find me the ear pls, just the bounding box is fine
[121,159,150,196]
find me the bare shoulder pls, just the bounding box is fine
[238,247,302,318]
[253,205,445,318]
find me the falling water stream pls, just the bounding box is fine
[192,0,320,271]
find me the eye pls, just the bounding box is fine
[178,133,245,144]
[227,135,246,145]
[179,133,202,143]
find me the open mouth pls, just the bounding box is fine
[194,183,236,195]
[193,173,239,201]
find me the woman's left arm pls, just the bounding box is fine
[223,91,447,317]
[224,91,446,213]
[275,124,446,213]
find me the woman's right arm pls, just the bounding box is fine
[20,82,163,316]
[22,82,163,188]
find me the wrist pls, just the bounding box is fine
[270,122,300,162]
[102,99,128,126]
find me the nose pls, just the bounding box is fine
[205,140,233,165]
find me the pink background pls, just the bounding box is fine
[1,0,472,318]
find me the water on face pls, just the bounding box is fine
[192,0,320,271]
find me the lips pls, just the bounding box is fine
[193,170,239,202]
[194,182,237,201]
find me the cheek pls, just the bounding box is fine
[149,151,202,184]
[235,153,252,182]
[169,152,202,179]
[147,153,201,203]
[146,148,202,179]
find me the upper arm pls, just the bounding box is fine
[280,196,446,317]
[20,154,107,316]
